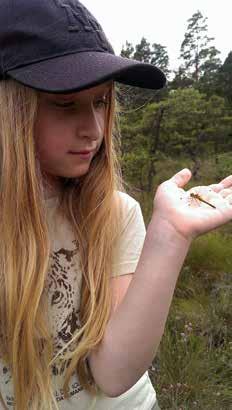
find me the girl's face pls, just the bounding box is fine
[34,80,112,196]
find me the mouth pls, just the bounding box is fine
[69,150,94,154]
[68,150,94,160]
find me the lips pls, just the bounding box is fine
[69,150,93,154]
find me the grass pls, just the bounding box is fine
[147,234,232,410]
[129,157,232,409]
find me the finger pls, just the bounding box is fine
[220,188,232,198]
[169,168,192,188]
[218,175,232,189]
[209,183,226,193]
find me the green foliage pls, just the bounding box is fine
[117,20,232,409]
[121,148,150,189]
[119,85,232,187]
[119,11,231,104]
[127,159,232,409]
[119,37,169,109]
[179,10,221,84]
[121,36,170,76]
[216,51,232,105]
[150,43,170,77]
[148,231,232,409]
[186,232,232,275]
[216,152,232,179]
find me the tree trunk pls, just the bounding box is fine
[146,106,166,191]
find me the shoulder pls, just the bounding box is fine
[115,190,140,211]
[114,190,144,232]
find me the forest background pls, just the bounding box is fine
[117,11,232,410]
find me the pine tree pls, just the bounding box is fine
[217,51,232,105]
[150,43,170,77]
[121,41,134,59]
[179,10,221,83]
[119,38,169,109]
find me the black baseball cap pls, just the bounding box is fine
[0,0,166,94]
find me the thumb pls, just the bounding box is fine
[169,168,192,188]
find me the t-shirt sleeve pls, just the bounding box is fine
[111,194,146,277]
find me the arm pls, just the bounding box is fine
[88,169,232,397]
[88,217,191,397]
[109,274,133,316]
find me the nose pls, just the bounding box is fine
[75,104,104,141]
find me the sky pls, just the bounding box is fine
[84,0,231,72]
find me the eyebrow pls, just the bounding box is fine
[56,82,112,101]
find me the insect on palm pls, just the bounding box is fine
[190,192,216,209]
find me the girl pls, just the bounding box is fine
[0,1,231,410]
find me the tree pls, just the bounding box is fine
[150,43,170,77]
[179,11,221,84]
[216,51,232,105]
[121,41,134,59]
[120,88,232,190]
[123,37,170,77]
[170,66,193,90]
[133,37,153,63]
[119,37,169,109]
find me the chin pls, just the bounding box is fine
[63,166,91,179]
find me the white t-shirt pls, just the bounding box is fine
[0,191,157,410]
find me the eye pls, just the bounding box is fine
[94,98,110,109]
[94,91,111,108]
[51,95,110,109]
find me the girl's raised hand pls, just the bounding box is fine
[153,168,232,240]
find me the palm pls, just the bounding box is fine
[153,169,232,240]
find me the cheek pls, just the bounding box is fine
[37,140,61,162]
[100,115,107,135]
[34,115,68,158]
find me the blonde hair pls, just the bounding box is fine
[0,79,126,409]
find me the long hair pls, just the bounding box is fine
[0,79,126,409]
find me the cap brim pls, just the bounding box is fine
[7,51,166,94]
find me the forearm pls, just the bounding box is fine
[88,215,192,397]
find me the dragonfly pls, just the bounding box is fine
[190,192,216,209]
